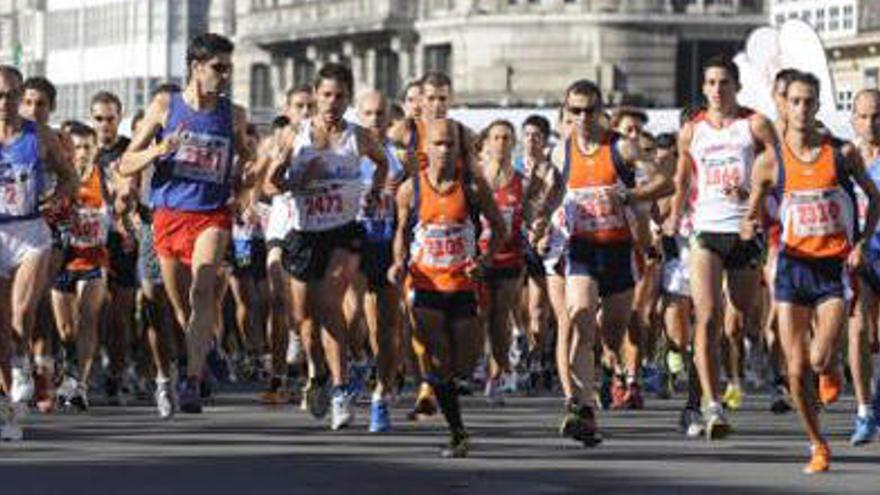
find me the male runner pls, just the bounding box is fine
[671,55,777,438]
[388,118,507,457]
[119,33,253,413]
[747,71,880,473]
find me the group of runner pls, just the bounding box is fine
[0,32,879,475]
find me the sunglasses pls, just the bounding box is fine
[0,90,20,101]
[566,105,598,116]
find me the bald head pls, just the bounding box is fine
[357,90,388,138]
[853,89,880,145]
[425,119,460,171]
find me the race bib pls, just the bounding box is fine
[70,207,107,248]
[566,186,625,235]
[788,190,846,238]
[292,181,362,231]
[172,130,231,184]
[254,202,272,235]
[703,155,744,197]
[0,164,34,217]
[415,223,472,268]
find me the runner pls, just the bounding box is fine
[671,55,777,438]
[264,62,388,430]
[50,123,109,412]
[401,80,422,120]
[90,91,138,406]
[747,70,880,473]
[119,33,253,413]
[478,120,526,405]
[18,76,65,413]
[0,65,77,440]
[354,90,406,431]
[848,88,880,445]
[388,118,507,457]
[517,114,562,393]
[551,79,671,445]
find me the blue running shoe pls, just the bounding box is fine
[369,397,391,433]
[850,415,878,446]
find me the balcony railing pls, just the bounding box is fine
[243,0,417,40]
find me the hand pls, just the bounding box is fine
[466,257,487,281]
[387,262,405,286]
[158,133,181,157]
[723,185,749,203]
[848,241,868,271]
[739,217,758,241]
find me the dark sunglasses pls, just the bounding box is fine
[208,62,232,74]
[566,105,598,116]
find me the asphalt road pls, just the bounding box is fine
[0,389,877,494]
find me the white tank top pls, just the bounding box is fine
[286,119,364,232]
[689,110,756,233]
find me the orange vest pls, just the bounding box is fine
[564,133,631,244]
[480,170,524,268]
[779,136,854,260]
[409,167,476,292]
[67,164,108,271]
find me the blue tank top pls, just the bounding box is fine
[359,141,405,243]
[0,120,43,223]
[865,157,880,255]
[150,92,234,211]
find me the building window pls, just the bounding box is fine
[815,8,825,32]
[375,50,399,99]
[829,6,840,31]
[843,5,854,30]
[774,13,784,25]
[866,68,879,89]
[801,10,811,24]
[838,89,853,111]
[293,59,314,88]
[788,11,797,19]
[250,63,272,110]
[423,44,452,76]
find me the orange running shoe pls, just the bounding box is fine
[803,442,830,474]
[819,370,842,406]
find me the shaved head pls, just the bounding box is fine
[425,119,459,170]
[357,89,389,138]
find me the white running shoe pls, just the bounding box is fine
[0,398,23,442]
[10,357,34,404]
[330,387,354,430]
[155,380,175,420]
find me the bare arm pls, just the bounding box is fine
[39,126,78,199]
[119,93,173,177]
[469,168,508,259]
[618,138,673,202]
[742,145,778,239]
[388,178,414,284]
[232,105,257,190]
[670,123,695,231]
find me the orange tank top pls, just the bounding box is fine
[409,166,476,292]
[779,136,854,260]
[563,133,631,244]
[67,164,109,271]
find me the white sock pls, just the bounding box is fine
[857,403,874,419]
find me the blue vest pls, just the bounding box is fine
[0,120,43,223]
[359,141,405,243]
[150,92,234,211]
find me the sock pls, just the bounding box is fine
[857,403,874,419]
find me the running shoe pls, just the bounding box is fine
[623,382,644,410]
[818,369,842,406]
[573,404,602,447]
[666,351,685,376]
[679,407,705,438]
[803,442,830,474]
[369,396,391,433]
[178,377,203,414]
[770,383,793,414]
[610,376,627,410]
[484,377,505,406]
[155,379,175,420]
[33,371,55,414]
[65,383,89,413]
[441,429,470,458]
[722,383,743,410]
[105,375,123,406]
[260,376,289,405]
[850,415,878,446]
[0,398,23,442]
[330,385,354,430]
[10,357,34,404]
[306,376,331,420]
[704,402,731,440]
[408,382,437,420]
